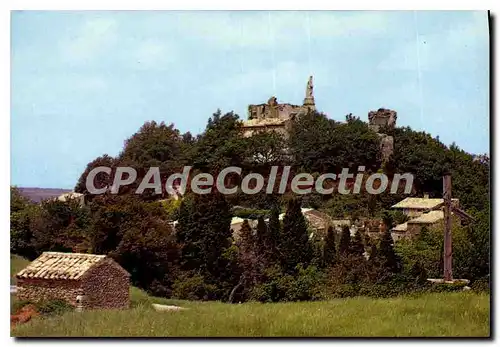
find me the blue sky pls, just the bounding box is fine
[11,11,489,189]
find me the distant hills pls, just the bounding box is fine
[17,187,72,203]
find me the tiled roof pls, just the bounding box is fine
[16,252,107,280]
[392,222,408,232]
[391,197,458,210]
[408,210,444,224]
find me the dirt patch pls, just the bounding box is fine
[11,304,39,328]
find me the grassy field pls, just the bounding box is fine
[10,254,490,337]
[12,288,490,337]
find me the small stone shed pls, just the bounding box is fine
[16,252,130,310]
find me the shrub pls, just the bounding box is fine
[471,277,490,293]
[35,299,73,315]
[11,299,72,316]
[172,273,217,301]
[250,264,326,302]
[232,208,270,220]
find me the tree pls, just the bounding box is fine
[10,187,38,259]
[112,217,180,297]
[255,216,272,264]
[29,199,91,256]
[350,230,365,257]
[75,154,116,197]
[279,198,312,272]
[175,191,234,294]
[323,226,336,267]
[267,202,282,263]
[378,229,402,274]
[191,110,246,172]
[338,225,351,256]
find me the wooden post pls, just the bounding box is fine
[443,174,452,281]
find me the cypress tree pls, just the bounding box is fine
[176,191,233,283]
[378,229,402,273]
[339,225,351,256]
[238,219,255,254]
[350,230,365,257]
[255,216,271,262]
[323,226,336,267]
[267,202,281,262]
[280,198,312,272]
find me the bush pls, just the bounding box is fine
[471,277,490,293]
[35,299,73,315]
[172,273,217,301]
[250,264,326,302]
[11,299,72,316]
[232,208,270,220]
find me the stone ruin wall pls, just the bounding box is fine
[81,260,130,310]
[16,261,130,310]
[368,108,398,162]
[16,278,83,306]
[248,102,307,121]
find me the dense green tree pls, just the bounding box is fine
[378,229,402,274]
[279,198,313,272]
[10,187,38,259]
[338,225,351,256]
[350,230,365,257]
[74,154,116,196]
[323,226,336,267]
[175,191,234,294]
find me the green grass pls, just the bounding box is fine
[12,290,490,337]
[10,255,490,337]
[11,254,30,284]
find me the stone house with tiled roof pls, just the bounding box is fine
[390,197,473,241]
[16,252,130,310]
[391,196,459,218]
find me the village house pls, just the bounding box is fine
[57,191,85,206]
[16,252,130,310]
[390,196,472,241]
[391,196,459,218]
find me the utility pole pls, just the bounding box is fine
[443,174,453,281]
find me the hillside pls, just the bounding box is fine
[16,187,71,203]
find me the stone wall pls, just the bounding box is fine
[82,259,130,310]
[16,260,130,310]
[248,101,309,121]
[368,108,397,132]
[16,278,83,306]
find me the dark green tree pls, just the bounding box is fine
[323,226,336,267]
[338,225,351,256]
[350,230,365,257]
[279,198,312,272]
[378,229,402,273]
[175,191,233,291]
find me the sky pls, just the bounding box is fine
[11,11,489,189]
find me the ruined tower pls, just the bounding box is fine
[243,76,316,137]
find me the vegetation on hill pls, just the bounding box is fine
[10,109,490,303]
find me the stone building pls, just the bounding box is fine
[390,196,472,241]
[367,108,398,163]
[242,76,316,138]
[16,252,130,310]
[391,196,460,218]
